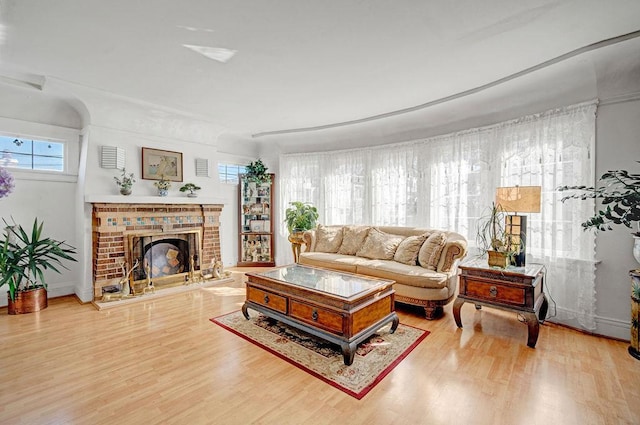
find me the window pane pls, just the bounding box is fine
[0,136,64,172]
[218,163,247,184]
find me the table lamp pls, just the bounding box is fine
[495,186,541,267]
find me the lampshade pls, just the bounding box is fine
[495,186,541,213]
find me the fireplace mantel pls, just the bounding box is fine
[85,195,228,205]
[91,201,224,300]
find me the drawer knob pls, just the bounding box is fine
[489,286,498,297]
[264,294,270,304]
[311,309,318,321]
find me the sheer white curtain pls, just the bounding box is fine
[280,101,597,330]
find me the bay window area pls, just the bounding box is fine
[280,101,598,330]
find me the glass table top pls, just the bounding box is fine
[254,264,393,298]
[459,257,545,278]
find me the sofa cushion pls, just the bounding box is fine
[393,233,428,265]
[298,252,370,273]
[356,227,404,260]
[355,260,449,289]
[337,225,370,255]
[418,231,446,270]
[314,224,343,253]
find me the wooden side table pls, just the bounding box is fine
[288,233,305,263]
[453,258,548,348]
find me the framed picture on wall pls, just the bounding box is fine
[141,147,183,181]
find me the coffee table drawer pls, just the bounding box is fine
[464,279,525,305]
[290,300,344,334]
[247,287,287,314]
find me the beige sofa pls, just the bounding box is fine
[300,225,467,319]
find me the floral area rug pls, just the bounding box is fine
[211,311,429,399]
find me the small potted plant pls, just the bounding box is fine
[0,218,77,314]
[476,202,516,268]
[179,183,201,198]
[154,175,171,197]
[114,168,135,195]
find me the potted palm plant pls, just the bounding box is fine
[559,160,640,359]
[0,218,77,314]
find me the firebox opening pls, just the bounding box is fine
[129,231,201,288]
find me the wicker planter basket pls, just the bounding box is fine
[487,251,510,268]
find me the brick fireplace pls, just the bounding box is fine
[91,202,223,299]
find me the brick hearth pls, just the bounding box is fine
[91,203,223,299]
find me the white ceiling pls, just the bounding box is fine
[0,0,639,142]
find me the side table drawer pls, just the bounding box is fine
[290,300,344,334]
[247,287,288,314]
[464,279,525,306]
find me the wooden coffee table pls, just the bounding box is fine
[242,264,399,365]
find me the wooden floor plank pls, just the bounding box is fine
[1,268,639,425]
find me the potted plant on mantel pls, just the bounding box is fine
[476,202,516,268]
[154,175,172,197]
[559,161,640,359]
[179,183,201,198]
[0,218,77,314]
[114,168,135,196]
[284,201,319,262]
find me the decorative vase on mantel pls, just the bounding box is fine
[154,175,171,197]
[120,187,132,196]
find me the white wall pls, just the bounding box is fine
[592,98,640,338]
[0,90,82,307]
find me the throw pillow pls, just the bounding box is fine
[393,233,429,265]
[418,231,447,270]
[314,225,343,253]
[356,227,405,260]
[337,226,371,255]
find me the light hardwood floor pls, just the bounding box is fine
[1,268,639,425]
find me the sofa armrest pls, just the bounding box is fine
[437,240,468,273]
[302,230,317,252]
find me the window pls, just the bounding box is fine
[280,101,598,331]
[0,135,64,172]
[218,163,247,184]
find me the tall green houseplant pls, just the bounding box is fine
[558,161,640,235]
[559,160,640,360]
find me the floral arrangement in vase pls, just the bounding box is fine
[114,168,135,195]
[154,175,171,196]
